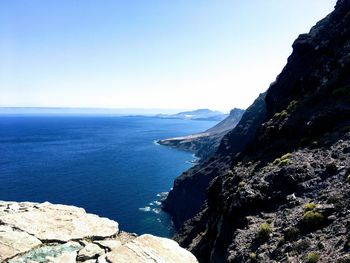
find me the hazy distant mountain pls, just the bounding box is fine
[156,109,227,121]
[157,108,244,159]
[0,107,182,116]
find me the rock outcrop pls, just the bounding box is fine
[164,0,350,262]
[0,201,198,263]
[158,108,245,160]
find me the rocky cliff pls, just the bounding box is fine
[163,95,265,228]
[158,108,244,160]
[165,0,350,262]
[0,201,198,263]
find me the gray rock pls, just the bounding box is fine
[77,243,105,260]
[0,202,118,242]
[0,225,42,261]
[106,234,198,263]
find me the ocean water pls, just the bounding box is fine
[0,115,216,237]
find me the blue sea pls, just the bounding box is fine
[0,115,216,237]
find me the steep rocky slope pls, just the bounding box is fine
[0,201,198,263]
[158,108,244,160]
[163,94,265,228]
[165,0,350,262]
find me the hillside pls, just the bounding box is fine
[157,108,244,160]
[163,1,350,262]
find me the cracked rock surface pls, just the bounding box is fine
[0,201,198,263]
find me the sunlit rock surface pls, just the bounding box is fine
[0,201,198,263]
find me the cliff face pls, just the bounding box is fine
[0,201,198,263]
[163,97,265,228]
[158,108,245,160]
[166,1,350,262]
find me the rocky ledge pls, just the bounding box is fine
[0,201,198,263]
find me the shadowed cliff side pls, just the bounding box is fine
[162,95,265,228]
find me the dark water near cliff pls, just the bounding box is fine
[0,115,216,237]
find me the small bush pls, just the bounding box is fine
[304,202,317,212]
[238,181,246,188]
[256,222,272,240]
[287,100,298,111]
[273,153,291,166]
[281,153,291,160]
[249,252,257,262]
[274,110,288,119]
[280,159,289,166]
[273,158,281,165]
[302,211,324,228]
[306,252,320,263]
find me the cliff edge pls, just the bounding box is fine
[0,201,198,263]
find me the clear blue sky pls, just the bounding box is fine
[0,0,336,112]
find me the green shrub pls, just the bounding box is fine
[287,100,298,111]
[306,252,320,263]
[281,153,291,160]
[273,158,281,165]
[274,110,289,119]
[273,153,291,166]
[302,211,324,228]
[347,175,350,184]
[304,202,317,212]
[249,252,257,261]
[256,222,272,240]
[238,181,246,188]
[280,159,289,166]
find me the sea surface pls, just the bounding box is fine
[0,115,216,237]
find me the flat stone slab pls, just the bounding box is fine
[106,234,198,263]
[0,202,118,242]
[0,201,198,262]
[77,242,105,260]
[8,242,82,263]
[0,225,42,261]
